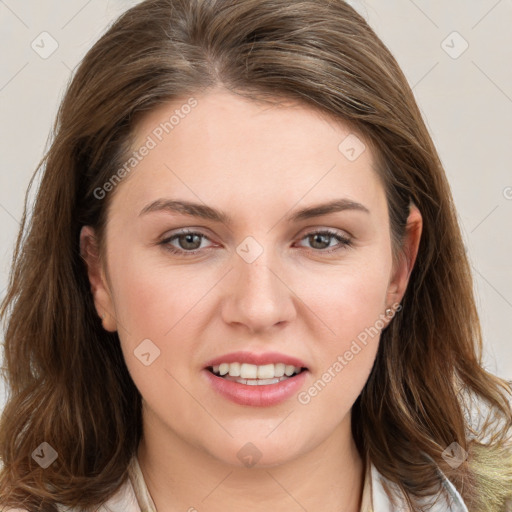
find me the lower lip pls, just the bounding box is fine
[202,369,308,407]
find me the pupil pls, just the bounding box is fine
[181,234,200,249]
[311,233,329,249]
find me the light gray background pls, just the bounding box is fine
[1,1,511,413]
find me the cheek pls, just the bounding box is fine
[302,256,391,343]
[105,246,208,391]
[296,256,390,409]
[109,258,205,423]
[107,243,214,339]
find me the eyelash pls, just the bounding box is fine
[159,228,352,256]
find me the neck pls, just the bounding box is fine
[137,404,365,512]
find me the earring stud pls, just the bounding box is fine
[385,308,393,317]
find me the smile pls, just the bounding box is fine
[209,362,305,385]
[203,365,309,407]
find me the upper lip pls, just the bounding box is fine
[204,351,308,369]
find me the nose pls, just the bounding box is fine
[221,250,296,335]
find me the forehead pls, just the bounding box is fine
[113,89,385,217]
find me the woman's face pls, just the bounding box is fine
[82,88,421,467]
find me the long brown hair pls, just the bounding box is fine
[1,0,511,510]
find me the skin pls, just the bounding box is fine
[80,87,422,512]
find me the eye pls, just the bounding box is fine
[160,230,214,255]
[296,229,352,254]
[159,228,353,257]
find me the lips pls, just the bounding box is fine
[204,351,309,369]
[202,366,308,406]
[202,351,310,406]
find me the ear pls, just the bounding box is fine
[385,203,423,309]
[79,226,117,332]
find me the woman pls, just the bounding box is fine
[0,0,511,511]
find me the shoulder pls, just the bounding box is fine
[370,462,469,511]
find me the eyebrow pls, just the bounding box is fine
[138,198,370,224]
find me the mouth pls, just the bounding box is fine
[203,362,309,407]
[207,363,309,386]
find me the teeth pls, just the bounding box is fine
[274,363,285,377]
[241,363,258,379]
[211,362,303,379]
[228,362,241,377]
[284,365,296,376]
[224,375,288,385]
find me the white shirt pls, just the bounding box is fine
[41,455,468,512]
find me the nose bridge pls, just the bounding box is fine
[237,244,283,306]
[241,254,279,296]
[222,238,295,332]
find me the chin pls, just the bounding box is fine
[205,435,307,469]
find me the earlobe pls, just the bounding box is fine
[79,226,117,332]
[386,204,423,307]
